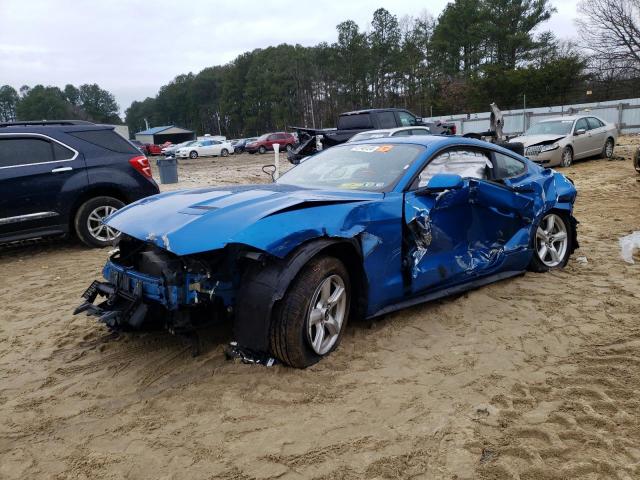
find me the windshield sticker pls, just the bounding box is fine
[350,145,394,153]
[351,145,379,153]
[339,182,385,189]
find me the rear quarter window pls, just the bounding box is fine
[69,129,139,154]
[493,152,526,179]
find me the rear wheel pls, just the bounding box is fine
[602,138,614,159]
[634,147,640,173]
[270,256,350,368]
[221,148,229,157]
[75,196,124,248]
[189,150,198,159]
[528,211,573,272]
[560,146,573,167]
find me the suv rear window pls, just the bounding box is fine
[337,113,374,130]
[69,129,139,154]
[0,137,54,167]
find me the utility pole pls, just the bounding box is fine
[522,94,526,133]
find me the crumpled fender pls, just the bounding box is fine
[234,238,361,352]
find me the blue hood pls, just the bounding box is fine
[107,183,381,256]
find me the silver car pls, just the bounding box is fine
[347,126,432,142]
[510,115,617,167]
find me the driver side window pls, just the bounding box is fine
[414,149,491,188]
[574,118,588,132]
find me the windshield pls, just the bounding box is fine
[525,120,573,136]
[277,143,425,192]
[348,131,391,142]
[257,134,270,141]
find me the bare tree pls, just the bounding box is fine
[577,0,640,76]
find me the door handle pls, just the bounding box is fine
[51,166,72,173]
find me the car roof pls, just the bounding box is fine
[537,114,605,123]
[0,122,117,133]
[341,108,412,116]
[355,126,430,135]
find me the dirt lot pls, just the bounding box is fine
[1,140,640,479]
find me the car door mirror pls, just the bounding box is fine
[574,128,586,136]
[417,173,464,194]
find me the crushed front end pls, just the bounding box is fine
[74,235,238,335]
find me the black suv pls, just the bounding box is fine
[0,121,160,248]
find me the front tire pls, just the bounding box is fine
[270,256,350,368]
[560,146,573,167]
[189,150,198,159]
[258,146,266,154]
[528,211,573,272]
[75,196,124,248]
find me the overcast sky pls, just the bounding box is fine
[0,0,580,114]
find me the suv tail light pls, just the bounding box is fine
[129,155,153,179]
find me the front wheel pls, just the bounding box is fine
[528,212,573,272]
[270,256,350,368]
[75,196,125,248]
[258,146,266,154]
[189,150,198,159]
[634,147,640,173]
[560,146,573,167]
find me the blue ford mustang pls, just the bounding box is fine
[75,136,578,367]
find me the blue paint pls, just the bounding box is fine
[102,136,577,316]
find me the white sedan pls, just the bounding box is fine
[176,140,233,159]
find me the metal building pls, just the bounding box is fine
[135,125,195,144]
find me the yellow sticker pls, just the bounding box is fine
[377,145,393,153]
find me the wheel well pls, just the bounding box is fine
[310,240,369,321]
[68,187,129,235]
[606,136,615,145]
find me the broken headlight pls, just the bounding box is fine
[540,142,559,152]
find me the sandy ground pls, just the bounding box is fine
[1,141,639,479]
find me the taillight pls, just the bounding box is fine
[129,155,153,178]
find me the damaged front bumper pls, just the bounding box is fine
[73,257,212,330]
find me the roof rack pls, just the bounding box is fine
[0,120,95,128]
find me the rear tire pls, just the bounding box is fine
[75,196,125,248]
[528,211,573,272]
[602,138,614,159]
[270,256,350,368]
[221,148,229,157]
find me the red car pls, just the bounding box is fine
[246,132,296,154]
[145,143,162,155]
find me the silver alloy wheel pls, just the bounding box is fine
[605,139,614,158]
[561,147,573,167]
[87,205,120,242]
[535,213,568,267]
[307,274,347,355]
[189,151,198,159]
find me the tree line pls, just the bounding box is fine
[3,0,639,137]
[0,83,120,124]
[125,1,591,137]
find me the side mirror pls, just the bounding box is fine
[574,128,586,136]
[423,173,464,192]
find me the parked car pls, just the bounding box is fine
[145,143,162,156]
[130,140,147,154]
[348,126,433,142]
[162,140,196,157]
[509,115,617,167]
[246,132,296,154]
[0,120,159,248]
[289,108,455,163]
[175,139,232,159]
[75,136,577,367]
[233,137,258,154]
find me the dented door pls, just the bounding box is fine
[403,178,534,294]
